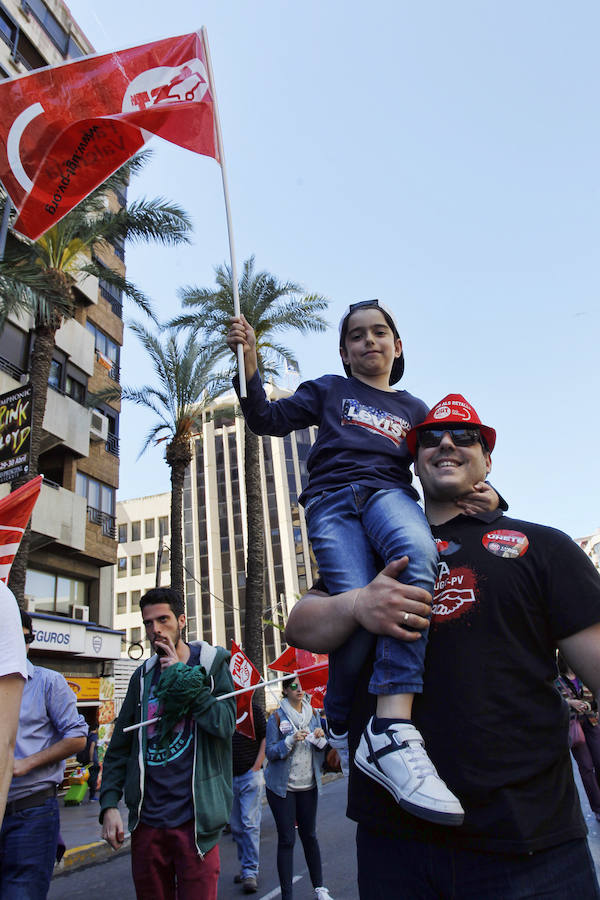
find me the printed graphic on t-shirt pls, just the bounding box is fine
[432,562,478,622]
[435,537,462,556]
[146,688,192,765]
[340,399,410,446]
[482,529,529,559]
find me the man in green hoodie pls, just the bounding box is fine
[100,588,236,900]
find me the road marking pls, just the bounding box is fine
[259,875,302,899]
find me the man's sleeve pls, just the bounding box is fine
[190,655,236,740]
[46,672,88,738]
[543,528,600,639]
[235,370,323,436]
[253,705,267,742]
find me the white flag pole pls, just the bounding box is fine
[122,665,328,733]
[201,26,246,399]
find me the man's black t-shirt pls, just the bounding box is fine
[141,643,201,828]
[232,701,267,776]
[347,511,600,853]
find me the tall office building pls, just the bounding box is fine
[0,3,124,704]
[115,386,319,672]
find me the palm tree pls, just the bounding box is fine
[170,256,328,672]
[118,322,228,601]
[0,154,192,604]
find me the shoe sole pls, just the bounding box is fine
[354,748,464,826]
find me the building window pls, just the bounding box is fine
[118,523,127,543]
[85,321,120,381]
[131,555,141,576]
[131,521,141,542]
[161,548,169,570]
[117,592,127,613]
[76,472,116,538]
[0,321,29,377]
[145,552,155,573]
[65,372,86,404]
[48,358,63,391]
[117,557,127,577]
[131,626,142,644]
[131,590,141,609]
[23,0,69,54]
[25,568,87,616]
[144,518,155,539]
[159,516,169,537]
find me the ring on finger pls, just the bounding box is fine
[403,612,410,624]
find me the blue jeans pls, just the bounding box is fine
[306,484,438,724]
[356,826,600,899]
[266,787,322,900]
[230,768,264,878]
[0,796,60,899]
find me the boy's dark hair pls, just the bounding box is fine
[139,587,184,618]
[20,609,33,632]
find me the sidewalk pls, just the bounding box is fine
[53,797,130,878]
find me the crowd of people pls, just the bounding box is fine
[2,299,600,899]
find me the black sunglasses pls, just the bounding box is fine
[417,428,484,449]
[24,633,35,644]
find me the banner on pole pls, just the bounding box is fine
[230,641,262,739]
[0,31,219,240]
[0,474,43,583]
[268,646,329,698]
[0,385,32,484]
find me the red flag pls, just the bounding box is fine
[268,647,329,693]
[230,641,262,740]
[0,31,219,240]
[0,475,43,584]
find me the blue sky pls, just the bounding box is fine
[66,0,599,540]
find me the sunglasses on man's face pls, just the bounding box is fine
[417,428,483,449]
[24,633,35,644]
[287,682,299,691]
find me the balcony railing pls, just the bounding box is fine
[105,433,120,457]
[99,284,123,319]
[0,355,26,381]
[87,506,116,539]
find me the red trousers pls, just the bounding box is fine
[130,819,220,900]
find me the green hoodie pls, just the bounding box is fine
[100,641,235,856]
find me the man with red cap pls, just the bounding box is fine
[286,394,600,899]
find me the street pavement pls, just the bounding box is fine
[50,766,600,899]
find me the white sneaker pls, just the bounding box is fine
[354,717,464,826]
[327,729,350,776]
[314,888,334,900]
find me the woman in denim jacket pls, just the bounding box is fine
[265,677,333,900]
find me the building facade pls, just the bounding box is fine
[114,386,319,672]
[0,2,124,708]
[577,529,600,575]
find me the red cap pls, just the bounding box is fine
[405,394,496,456]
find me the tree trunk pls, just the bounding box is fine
[244,423,265,679]
[8,321,58,606]
[166,438,191,605]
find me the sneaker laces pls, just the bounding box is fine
[399,737,438,781]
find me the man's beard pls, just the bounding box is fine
[154,627,181,655]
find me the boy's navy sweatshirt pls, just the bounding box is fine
[235,371,429,507]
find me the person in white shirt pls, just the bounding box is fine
[0,581,27,823]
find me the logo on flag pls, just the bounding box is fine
[230,641,262,739]
[0,475,43,584]
[0,31,219,240]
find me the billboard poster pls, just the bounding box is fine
[0,385,32,484]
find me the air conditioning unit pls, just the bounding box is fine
[71,604,90,621]
[90,411,109,442]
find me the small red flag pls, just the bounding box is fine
[230,641,262,740]
[268,646,329,693]
[0,31,219,240]
[1,475,43,584]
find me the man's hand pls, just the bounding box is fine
[455,481,499,516]
[226,315,258,380]
[12,756,33,778]
[102,808,125,850]
[353,558,432,641]
[154,633,179,670]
